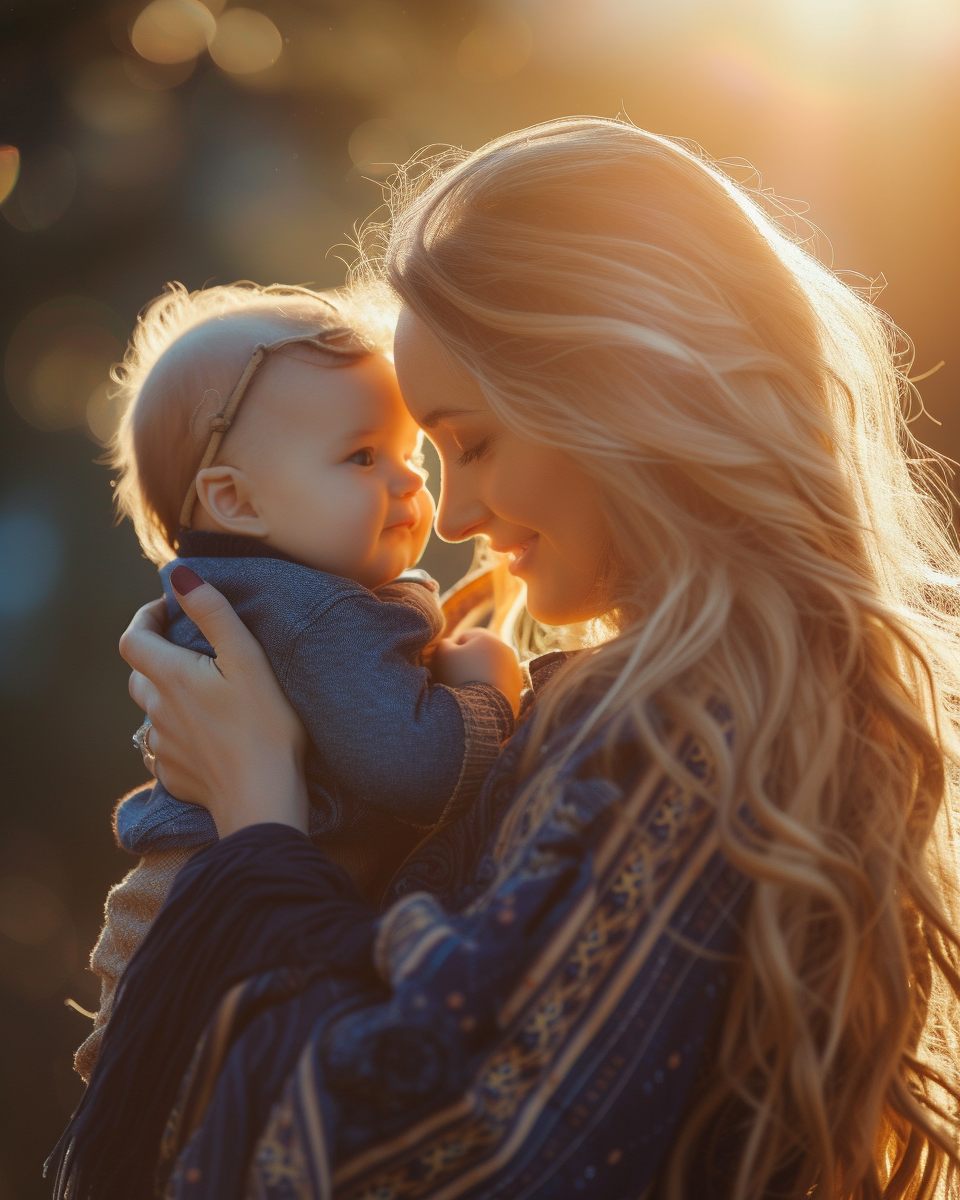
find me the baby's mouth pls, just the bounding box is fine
[383,513,418,534]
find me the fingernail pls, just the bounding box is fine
[171,565,205,595]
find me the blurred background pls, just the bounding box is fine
[0,0,957,1193]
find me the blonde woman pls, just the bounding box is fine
[55,118,960,1199]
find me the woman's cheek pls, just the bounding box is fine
[486,453,531,526]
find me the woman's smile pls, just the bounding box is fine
[393,309,612,625]
[502,535,538,575]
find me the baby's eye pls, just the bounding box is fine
[347,448,374,467]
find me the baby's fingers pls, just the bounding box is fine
[454,628,484,645]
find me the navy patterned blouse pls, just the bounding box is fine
[53,657,749,1200]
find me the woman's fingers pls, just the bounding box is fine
[123,596,167,639]
[169,567,265,671]
[128,669,160,715]
[136,596,168,635]
[114,566,308,831]
[119,598,173,672]
[141,730,159,779]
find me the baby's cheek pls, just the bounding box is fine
[346,492,385,554]
[412,490,436,557]
[415,487,436,524]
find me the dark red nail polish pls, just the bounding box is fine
[171,565,205,595]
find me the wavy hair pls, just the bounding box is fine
[358,117,960,1197]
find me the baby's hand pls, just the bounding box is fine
[432,628,522,716]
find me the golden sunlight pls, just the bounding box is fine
[0,144,19,206]
[208,8,283,75]
[130,0,216,65]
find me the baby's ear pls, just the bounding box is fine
[194,466,269,539]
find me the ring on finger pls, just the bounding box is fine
[133,718,157,769]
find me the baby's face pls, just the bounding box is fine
[214,349,432,589]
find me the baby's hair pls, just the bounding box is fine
[109,281,394,564]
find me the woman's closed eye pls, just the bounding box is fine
[456,435,496,467]
[346,447,375,467]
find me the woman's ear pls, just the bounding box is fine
[194,466,270,539]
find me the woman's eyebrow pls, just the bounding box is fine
[419,406,480,428]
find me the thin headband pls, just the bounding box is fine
[178,328,358,530]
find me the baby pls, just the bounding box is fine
[75,282,521,1080]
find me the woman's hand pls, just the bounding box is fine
[120,567,309,838]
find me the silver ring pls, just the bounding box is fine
[133,718,156,768]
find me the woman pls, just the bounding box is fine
[55,118,960,1198]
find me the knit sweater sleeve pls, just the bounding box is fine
[282,582,513,828]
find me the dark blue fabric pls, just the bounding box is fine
[48,825,380,1200]
[161,708,747,1200]
[57,655,748,1200]
[115,533,469,856]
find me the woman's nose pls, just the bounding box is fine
[434,470,488,543]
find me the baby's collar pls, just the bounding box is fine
[173,528,301,564]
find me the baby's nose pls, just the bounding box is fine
[392,461,425,497]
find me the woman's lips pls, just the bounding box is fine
[506,536,538,575]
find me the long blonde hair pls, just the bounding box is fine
[361,118,960,1198]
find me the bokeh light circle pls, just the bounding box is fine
[0,871,77,1000]
[1,146,76,232]
[86,381,127,445]
[0,145,20,206]
[457,6,533,80]
[5,296,125,433]
[0,510,62,620]
[70,58,175,136]
[209,9,283,75]
[348,119,409,176]
[131,0,215,65]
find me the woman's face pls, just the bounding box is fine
[393,308,611,626]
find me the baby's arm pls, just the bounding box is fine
[282,588,517,828]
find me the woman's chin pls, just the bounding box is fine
[525,579,610,627]
[524,587,580,628]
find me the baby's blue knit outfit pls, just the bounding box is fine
[115,530,514,895]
